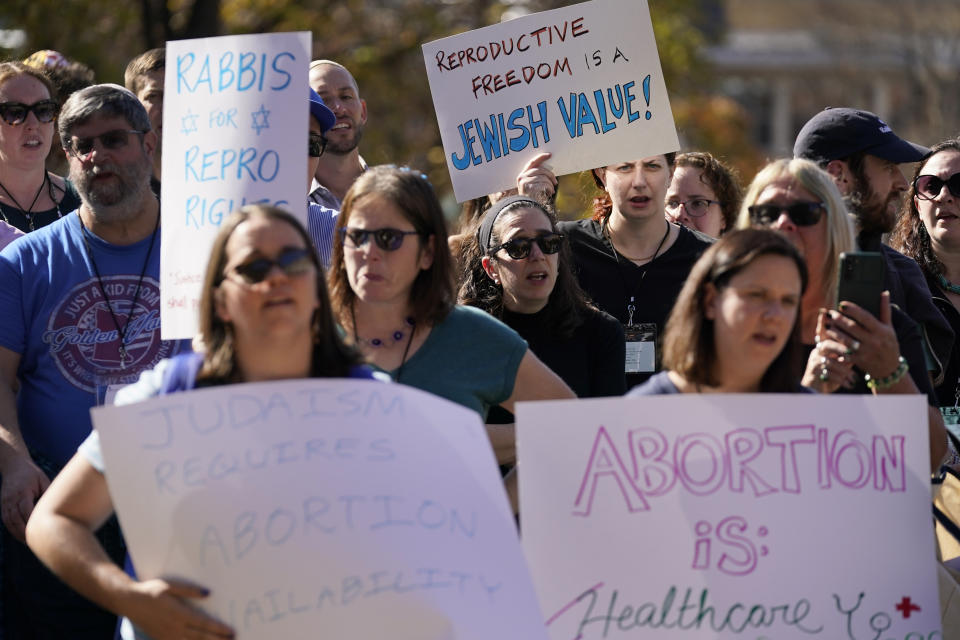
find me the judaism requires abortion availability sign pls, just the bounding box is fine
[518,394,942,639]
[92,380,549,640]
[161,32,310,339]
[421,0,678,202]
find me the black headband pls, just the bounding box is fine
[476,195,544,252]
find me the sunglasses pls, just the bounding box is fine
[308,133,327,158]
[748,202,824,227]
[341,227,421,251]
[665,198,720,218]
[229,247,315,284]
[0,100,59,126]
[491,231,564,259]
[914,173,960,201]
[64,129,145,159]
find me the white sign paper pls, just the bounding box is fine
[161,32,310,339]
[421,0,678,202]
[518,394,942,639]
[93,380,548,639]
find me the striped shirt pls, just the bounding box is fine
[307,203,339,271]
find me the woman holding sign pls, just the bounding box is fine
[27,205,371,640]
[328,165,574,422]
[629,228,808,395]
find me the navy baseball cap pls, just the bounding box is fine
[309,88,335,133]
[794,107,928,165]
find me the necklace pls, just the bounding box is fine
[77,209,159,366]
[0,173,54,232]
[939,273,960,296]
[606,220,671,264]
[350,305,417,382]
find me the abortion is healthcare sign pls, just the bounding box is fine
[421,0,678,202]
[160,32,310,339]
[518,394,942,640]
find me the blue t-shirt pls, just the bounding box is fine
[371,305,528,419]
[0,213,188,468]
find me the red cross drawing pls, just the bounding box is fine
[895,596,920,619]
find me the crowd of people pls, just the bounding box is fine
[0,43,955,639]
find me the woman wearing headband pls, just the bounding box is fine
[328,165,574,427]
[0,62,80,233]
[458,195,625,419]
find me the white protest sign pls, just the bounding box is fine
[93,379,549,640]
[421,0,678,202]
[161,32,309,339]
[518,394,942,639]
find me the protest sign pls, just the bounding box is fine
[92,379,549,639]
[160,32,310,339]
[518,394,942,639]
[421,0,678,202]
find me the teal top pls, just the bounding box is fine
[373,305,527,419]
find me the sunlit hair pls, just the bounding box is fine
[457,196,593,339]
[329,165,455,326]
[663,228,808,392]
[590,153,676,222]
[890,138,960,278]
[0,62,55,104]
[736,157,855,305]
[123,48,165,94]
[58,83,150,140]
[198,204,362,382]
[674,151,743,234]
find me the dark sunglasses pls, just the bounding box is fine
[0,100,59,126]
[748,202,824,227]
[230,248,314,284]
[308,133,327,158]
[914,173,960,201]
[491,231,565,259]
[64,129,145,159]
[340,227,421,251]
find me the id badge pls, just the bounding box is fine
[624,322,657,374]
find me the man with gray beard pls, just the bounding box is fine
[0,83,187,638]
[308,59,368,210]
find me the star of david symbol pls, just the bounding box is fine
[251,104,271,135]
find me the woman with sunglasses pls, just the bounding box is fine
[329,165,574,424]
[738,158,947,469]
[27,204,370,639]
[630,228,807,395]
[457,195,626,425]
[665,151,743,238]
[891,138,960,410]
[0,62,80,233]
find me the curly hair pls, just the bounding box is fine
[674,151,743,234]
[890,138,960,278]
[590,152,676,221]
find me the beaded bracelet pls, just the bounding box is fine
[863,356,908,390]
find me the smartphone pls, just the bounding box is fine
[836,251,884,318]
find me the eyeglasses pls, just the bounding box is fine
[914,173,960,201]
[664,198,720,218]
[0,100,59,126]
[64,129,145,159]
[340,227,421,251]
[308,133,327,158]
[229,248,315,284]
[748,202,824,227]
[491,231,565,259]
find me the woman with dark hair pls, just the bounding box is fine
[558,154,714,388]
[457,195,625,417]
[630,228,808,395]
[665,151,743,238]
[890,138,960,409]
[328,165,574,421]
[26,205,370,639]
[0,62,81,233]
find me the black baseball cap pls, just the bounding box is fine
[794,107,928,165]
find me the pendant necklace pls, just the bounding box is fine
[77,209,159,366]
[0,172,52,231]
